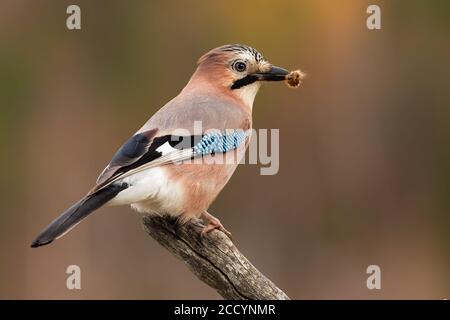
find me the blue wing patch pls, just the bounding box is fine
[96,130,248,190]
[193,130,248,156]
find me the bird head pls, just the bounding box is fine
[191,44,289,107]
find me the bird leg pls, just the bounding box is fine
[200,211,232,239]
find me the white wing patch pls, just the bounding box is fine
[156,141,178,156]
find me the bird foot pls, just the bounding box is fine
[201,211,232,240]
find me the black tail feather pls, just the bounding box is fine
[31,183,128,248]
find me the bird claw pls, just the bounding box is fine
[200,212,232,240]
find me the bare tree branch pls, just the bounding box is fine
[142,215,290,300]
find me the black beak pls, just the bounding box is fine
[254,66,289,81]
[231,65,289,90]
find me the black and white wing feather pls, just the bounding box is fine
[93,128,249,192]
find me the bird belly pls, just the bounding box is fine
[107,166,186,216]
[163,154,239,217]
[107,150,243,218]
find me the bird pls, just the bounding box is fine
[31,44,292,248]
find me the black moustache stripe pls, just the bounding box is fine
[231,75,259,90]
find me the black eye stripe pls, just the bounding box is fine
[231,74,258,89]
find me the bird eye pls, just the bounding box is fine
[233,61,247,72]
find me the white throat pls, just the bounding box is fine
[234,82,261,108]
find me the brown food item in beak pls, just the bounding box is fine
[285,70,305,88]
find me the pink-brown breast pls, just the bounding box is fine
[165,142,248,218]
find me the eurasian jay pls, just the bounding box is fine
[31,44,293,248]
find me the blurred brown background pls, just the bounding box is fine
[0,0,449,299]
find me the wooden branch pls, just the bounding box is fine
[142,215,290,300]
